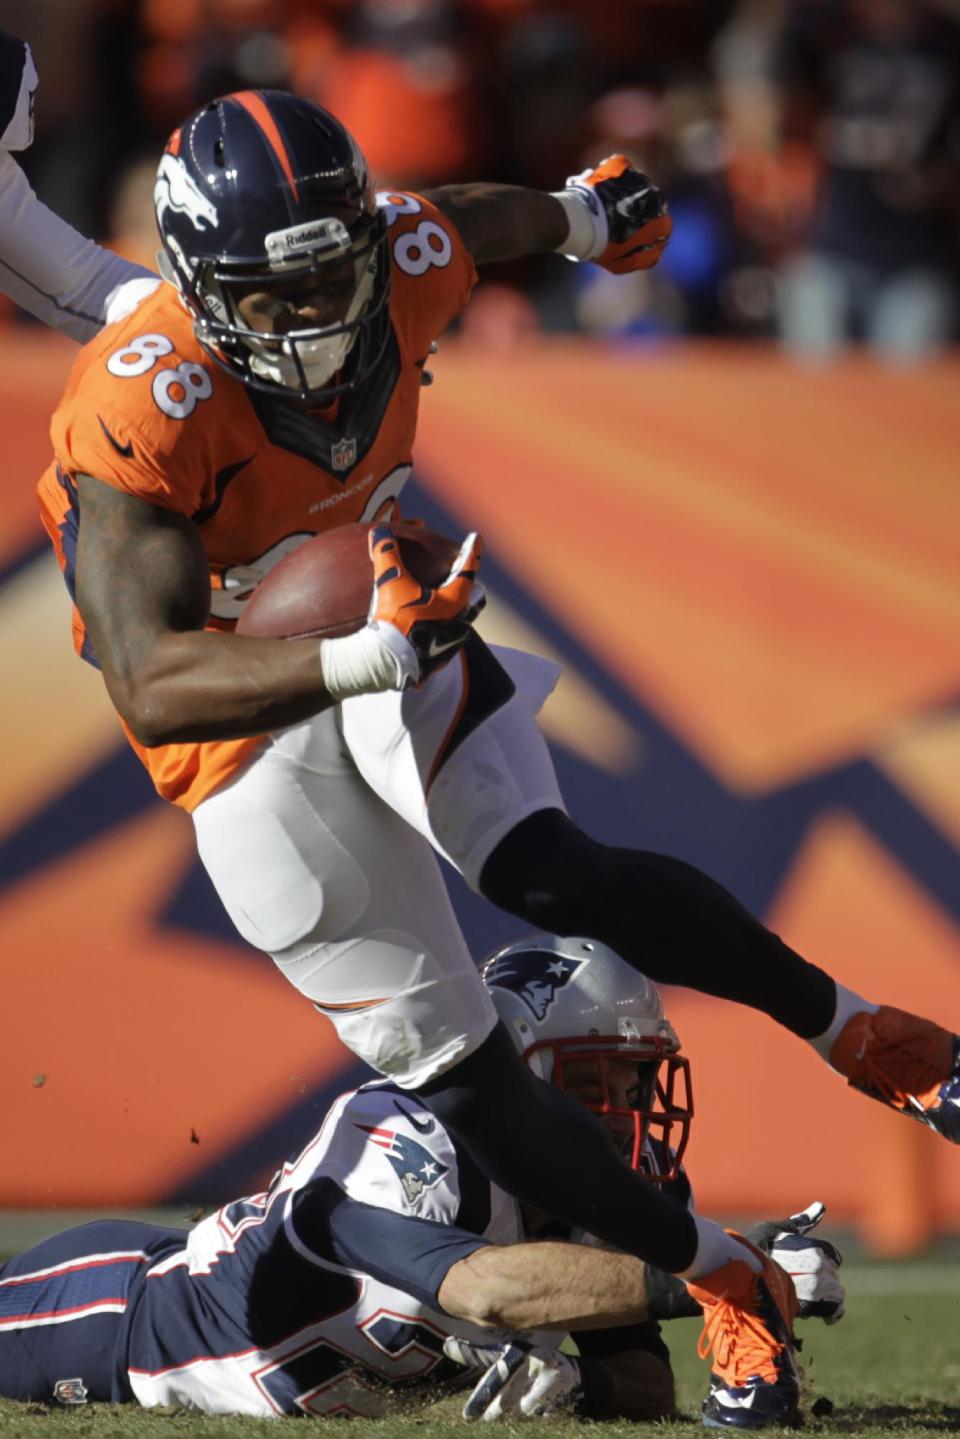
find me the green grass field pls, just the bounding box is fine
[1,1264,957,1438]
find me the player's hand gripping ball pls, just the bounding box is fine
[237,520,485,693]
[236,521,462,641]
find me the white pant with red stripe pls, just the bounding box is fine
[192,642,563,1088]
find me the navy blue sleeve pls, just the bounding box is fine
[289,1175,491,1310]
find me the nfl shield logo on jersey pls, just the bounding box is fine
[355,1124,448,1207]
[53,1378,88,1406]
[483,950,586,1022]
[331,437,357,473]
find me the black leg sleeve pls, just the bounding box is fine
[417,1023,698,1273]
[479,809,836,1040]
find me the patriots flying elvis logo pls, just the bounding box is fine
[482,949,586,1022]
[355,1124,448,1207]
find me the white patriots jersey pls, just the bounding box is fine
[125,1081,550,1418]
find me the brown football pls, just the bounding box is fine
[235,521,462,641]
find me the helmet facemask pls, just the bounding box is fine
[154,92,392,404]
[482,935,694,1183]
[188,212,389,403]
[525,1033,693,1182]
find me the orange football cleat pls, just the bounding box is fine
[686,1235,800,1430]
[830,1006,960,1142]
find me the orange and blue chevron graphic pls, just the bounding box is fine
[2,333,959,1252]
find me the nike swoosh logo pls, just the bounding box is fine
[426,634,464,659]
[616,189,651,220]
[98,415,134,458]
[193,456,255,525]
[393,1099,436,1135]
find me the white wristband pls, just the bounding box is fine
[550,181,608,262]
[319,622,418,701]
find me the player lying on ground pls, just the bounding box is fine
[0,941,844,1427]
[22,80,957,1429]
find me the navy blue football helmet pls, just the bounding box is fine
[154,89,390,402]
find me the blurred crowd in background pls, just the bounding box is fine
[8,0,960,359]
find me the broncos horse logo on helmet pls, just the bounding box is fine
[154,152,220,233]
[154,90,390,403]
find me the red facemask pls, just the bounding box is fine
[525,1034,693,1182]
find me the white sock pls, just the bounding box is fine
[808,983,879,1062]
[678,1215,762,1281]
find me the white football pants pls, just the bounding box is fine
[192,643,564,1088]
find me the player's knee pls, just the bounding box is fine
[478,808,618,933]
[277,934,498,1088]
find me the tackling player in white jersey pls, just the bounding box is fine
[0,30,152,339]
[0,940,844,1427]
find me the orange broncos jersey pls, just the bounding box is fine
[38,192,477,811]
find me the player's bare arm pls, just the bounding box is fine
[75,474,336,745]
[422,183,567,264]
[425,157,673,272]
[437,1237,652,1331]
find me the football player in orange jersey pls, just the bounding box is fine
[35,89,957,1430]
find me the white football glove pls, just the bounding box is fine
[443,1337,582,1421]
[0,33,37,151]
[748,1200,846,1324]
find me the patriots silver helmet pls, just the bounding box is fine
[481,935,692,1181]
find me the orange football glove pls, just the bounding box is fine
[368,523,485,686]
[564,154,672,274]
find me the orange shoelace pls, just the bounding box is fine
[697,1297,784,1387]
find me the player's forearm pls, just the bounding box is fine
[423,183,567,265]
[112,629,337,746]
[0,152,150,341]
[438,1241,652,1332]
